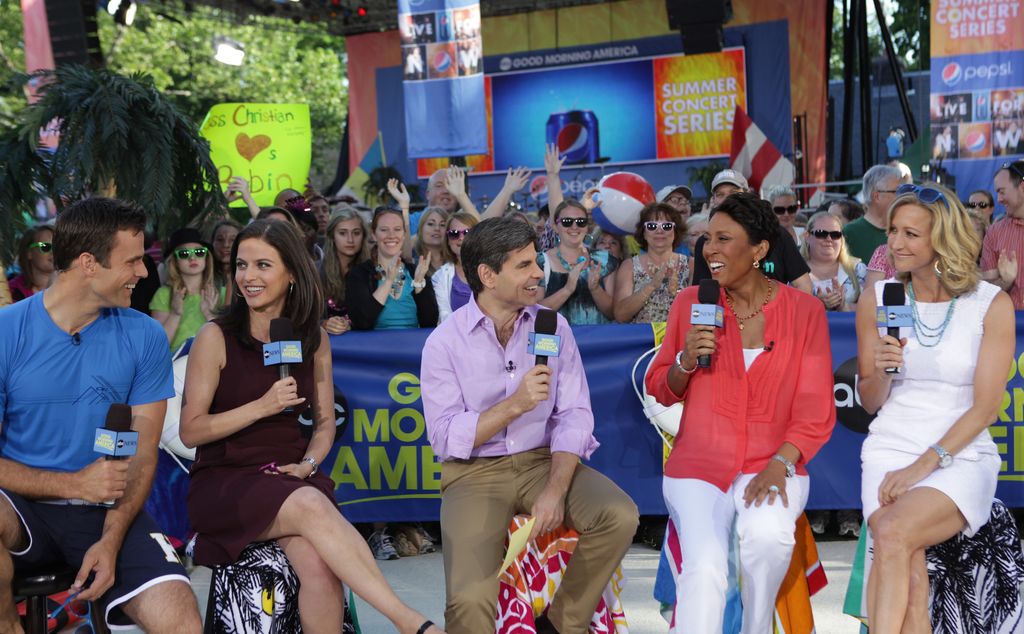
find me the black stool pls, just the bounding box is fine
[13,566,109,634]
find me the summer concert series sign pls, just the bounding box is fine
[398,0,488,158]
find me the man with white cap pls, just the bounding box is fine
[691,168,813,293]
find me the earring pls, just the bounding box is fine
[289,282,295,294]
[933,260,944,278]
[753,260,760,269]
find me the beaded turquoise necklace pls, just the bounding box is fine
[907,281,957,348]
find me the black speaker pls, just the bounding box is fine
[45,0,104,67]
[665,0,730,55]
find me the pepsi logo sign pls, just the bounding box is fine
[941,62,962,87]
[432,50,452,73]
[965,130,987,152]
[557,123,589,157]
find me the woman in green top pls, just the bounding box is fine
[151,227,224,350]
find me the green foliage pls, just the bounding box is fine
[0,66,224,261]
[97,2,347,189]
[0,0,28,132]
[688,161,727,201]
[829,0,930,80]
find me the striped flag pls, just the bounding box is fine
[729,106,796,194]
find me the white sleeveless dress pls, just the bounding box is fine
[860,279,1002,536]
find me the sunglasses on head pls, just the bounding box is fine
[645,221,676,232]
[174,247,208,260]
[447,228,470,239]
[773,205,799,215]
[558,217,588,228]
[895,183,948,205]
[1003,161,1024,181]
[810,229,843,240]
[966,201,992,210]
[29,241,52,253]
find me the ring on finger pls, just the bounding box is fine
[768,484,780,494]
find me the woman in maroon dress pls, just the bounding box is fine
[181,220,444,634]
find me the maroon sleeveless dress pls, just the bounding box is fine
[187,325,336,566]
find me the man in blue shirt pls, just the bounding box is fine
[0,198,201,632]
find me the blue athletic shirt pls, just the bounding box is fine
[0,292,174,472]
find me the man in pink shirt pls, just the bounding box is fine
[420,217,639,634]
[981,160,1024,309]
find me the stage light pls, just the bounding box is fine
[212,36,245,66]
[107,0,137,26]
[356,6,367,16]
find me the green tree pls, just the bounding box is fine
[97,2,347,189]
[0,0,28,131]
[829,0,930,80]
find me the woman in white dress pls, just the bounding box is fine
[854,182,1015,633]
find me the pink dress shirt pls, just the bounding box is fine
[420,297,599,462]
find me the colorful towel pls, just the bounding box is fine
[655,514,827,633]
[497,515,628,633]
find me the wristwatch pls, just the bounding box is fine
[772,454,796,478]
[302,456,319,477]
[930,444,953,468]
[674,350,697,374]
[411,279,426,291]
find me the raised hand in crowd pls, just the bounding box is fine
[443,165,480,217]
[997,249,1018,289]
[581,186,600,213]
[225,176,261,219]
[483,165,532,218]
[387,177,411,210]
[413,254,430,294]
[544,142,565,212]
[200,285,220,320]
[814,278,844,311]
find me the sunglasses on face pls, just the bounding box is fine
[966,201,992,209]
[558,217,588,228]
[174,247,208,260]
[896,183,948,205]
[447,228,470,239]
[29,241,52,253]
[645,221,676,232]
[773,205,799,215]
[810,229,843,240]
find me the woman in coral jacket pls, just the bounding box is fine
[646,192,836,634]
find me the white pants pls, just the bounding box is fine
[663,473,809,634]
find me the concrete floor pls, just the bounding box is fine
[110,540,863,633]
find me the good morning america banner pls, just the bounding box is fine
[929,0,1024,199]
[318,317,1024,522]
[398,0,488,158]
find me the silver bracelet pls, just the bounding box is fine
[674,350,697,374]
[302,456,318,478]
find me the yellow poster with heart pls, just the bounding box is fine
[199,103,311,207]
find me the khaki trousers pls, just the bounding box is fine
[439,448,639,634]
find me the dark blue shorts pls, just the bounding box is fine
[1,489,190,630]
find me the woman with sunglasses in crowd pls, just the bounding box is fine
[800,210,866,312]
[539,199,618,324]
[855,182,1015,633]
[347,208,438,331]
[646,192,835,633]
[966,189,995,223]
[9,224,55,302]
[614,202,689,323]
[432,211,478,323]
[151,228,224,351]
[181,219,446,634]
[321,206,370,335]
[766,185,803,247]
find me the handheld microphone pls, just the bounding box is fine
[692,280,724,368]
[93,403,137,506]
[529,309,560,366]
[265,318,304,412]
[878,283,912,375]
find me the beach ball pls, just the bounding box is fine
[592,172,655,236]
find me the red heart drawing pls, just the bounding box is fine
[235,133,272,162]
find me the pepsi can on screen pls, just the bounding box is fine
[546,110,600,165]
